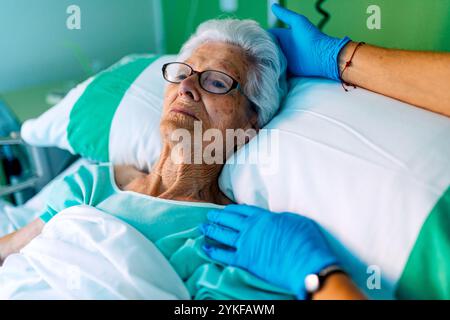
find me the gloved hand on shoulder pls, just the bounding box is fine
[200,204,339,299]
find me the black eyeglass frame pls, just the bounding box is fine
[162,62,258,114]
[163,62,249,95]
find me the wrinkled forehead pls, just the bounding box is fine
[183,42,249,83]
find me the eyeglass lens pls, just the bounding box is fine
[164,63,234,94]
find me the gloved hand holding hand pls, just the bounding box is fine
[269,3,351,80]
[200,204,339,300]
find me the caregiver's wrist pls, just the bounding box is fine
[338,41,357,81]
[311,273,366,300]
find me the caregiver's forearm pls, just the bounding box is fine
[312,273,366,300]
[0,218,44,265]
[339,42,450,117]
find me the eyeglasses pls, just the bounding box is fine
[162,62,258,114]
[162,62,246,95]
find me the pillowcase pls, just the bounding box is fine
[219,78,450,300]
[21,54,177,171]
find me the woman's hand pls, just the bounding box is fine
[0,218,44,266]
[200,204,339,299]
[269,3,350,80]
[0,232,15,266]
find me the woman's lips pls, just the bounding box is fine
[170,108,199,120]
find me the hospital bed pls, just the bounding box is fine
[0,159,191,300]
[0,53,449,300]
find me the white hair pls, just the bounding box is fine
[177,19,288,127]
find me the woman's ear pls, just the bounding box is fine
[244,102,260,132]
[242,112,259,145]
[249,111,260,132]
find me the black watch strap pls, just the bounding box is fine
[304,265,346,300]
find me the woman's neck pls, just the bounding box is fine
[125,143,231,205]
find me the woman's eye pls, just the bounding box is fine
[212,80,226,88]
[175,74,188,81]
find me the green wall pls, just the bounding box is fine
[287,0,450,52]
[3,0,447,92]
[162,0,450,53]
[162,0,269,53]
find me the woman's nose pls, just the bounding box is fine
[178,75,201,101]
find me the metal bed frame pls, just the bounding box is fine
[0,93,77,204]
[0,132,75,204]
[0,132,45,199]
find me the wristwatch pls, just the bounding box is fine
[304,265,345,299]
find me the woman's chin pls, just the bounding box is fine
[161,113,197,130]
[159,115,199,145]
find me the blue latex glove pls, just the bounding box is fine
[269,3,351,80]
[200,204,339,300]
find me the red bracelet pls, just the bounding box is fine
[340,42,365,92]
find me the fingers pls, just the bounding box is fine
[200,223,239,248]
[271,3,299,26]
[271,4,315,30]
[224,204,266,217]
[207,209,246,231]
[203,244,235,265]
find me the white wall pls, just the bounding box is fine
[0,0,161,92]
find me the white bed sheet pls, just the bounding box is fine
[0,205,190,300]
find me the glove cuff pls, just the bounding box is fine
[329,36,352,81]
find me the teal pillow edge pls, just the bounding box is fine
[67,54,161,162]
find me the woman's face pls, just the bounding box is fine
[160,42,258,149]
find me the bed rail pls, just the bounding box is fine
[0,132,43,198]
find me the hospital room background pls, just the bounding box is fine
[1,0,449,205]
[0,0,449,301]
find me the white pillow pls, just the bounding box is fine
[219,78,450,299]
[21,54,176,171]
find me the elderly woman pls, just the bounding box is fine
[0,19,364,300]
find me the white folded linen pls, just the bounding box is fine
[0,205,190,300]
